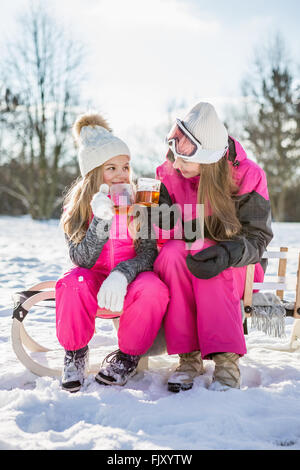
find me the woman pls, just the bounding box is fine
[154,102,273,392]
[57,113,169,392]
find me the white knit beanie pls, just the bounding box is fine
[73,113,131,177]
[182,102,228,164]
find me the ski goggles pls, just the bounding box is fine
[166,119,228,164]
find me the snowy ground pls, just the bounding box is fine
[0,215,300,451]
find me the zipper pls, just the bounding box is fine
[109,230,115,271]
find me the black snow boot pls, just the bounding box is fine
[95,349,140,386]
[61,346,89,393]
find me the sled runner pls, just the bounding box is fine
[11,280,166,378]
[11,247,300,378]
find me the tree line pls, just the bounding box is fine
[0,7,299,221]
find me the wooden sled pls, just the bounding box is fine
[11,247,300,378]
[243,247,300,351]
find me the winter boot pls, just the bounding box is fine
[210,352,241,391]
[168,351,204,393]
[95,349,140,386]
[61,346,89,393]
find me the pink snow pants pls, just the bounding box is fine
[154,239,264,359]
[56,268,169,354]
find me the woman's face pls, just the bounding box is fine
[173,157,200,178]
[102,155,130,186]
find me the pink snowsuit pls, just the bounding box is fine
[153,138,273,359]
[56,211,169,354]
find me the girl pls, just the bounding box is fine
[57,113,169,392]
[154,102,273,392]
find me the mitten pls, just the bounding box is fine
[186,240,245,279]
[97,271,128,312]
[91,184,114,220]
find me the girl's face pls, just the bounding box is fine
[102,155,130,186]
[173,157,201,178]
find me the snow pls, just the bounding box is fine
[1,215,300,450]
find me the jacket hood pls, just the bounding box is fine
[227,136,247,166]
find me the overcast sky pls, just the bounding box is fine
[1,0,300,138]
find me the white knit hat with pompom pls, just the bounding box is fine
[73,113,131,177]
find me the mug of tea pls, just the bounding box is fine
[110,183,135,214]
[135,178,161,207]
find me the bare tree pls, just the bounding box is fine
[0,3,85,219]
[240,33,300,222]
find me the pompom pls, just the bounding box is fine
[72,113,112,141]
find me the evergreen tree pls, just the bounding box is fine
[241,34,300,221]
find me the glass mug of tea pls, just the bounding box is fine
[110,183,135,214]
[135,178,161,207]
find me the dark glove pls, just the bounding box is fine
[186,240,245,279]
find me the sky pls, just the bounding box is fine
[0,0,300,159]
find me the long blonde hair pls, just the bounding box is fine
[197,157,242,241]
[61,166,104,244]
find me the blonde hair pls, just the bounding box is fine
[197,157,242,241]
[61,166,105,244]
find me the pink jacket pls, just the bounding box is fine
[155,137,273,271]
[66,210,158,284]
